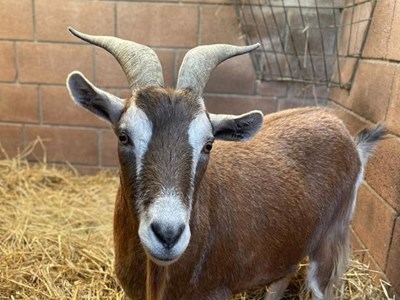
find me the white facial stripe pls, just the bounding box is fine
[120,104,153,176]
[147,188,188,223]
[188,113,213,190]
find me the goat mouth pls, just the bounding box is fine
[146,250,181,266]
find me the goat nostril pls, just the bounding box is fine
[150,222,163,241]
[150,222,185,249]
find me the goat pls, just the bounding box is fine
[66,27,386,300]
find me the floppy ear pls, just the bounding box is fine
[66,71,124,125]
[209,110,264,141]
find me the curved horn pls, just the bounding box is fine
[176,43,259,96]
[68,27,164,90]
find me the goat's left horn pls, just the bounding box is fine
[176,43,259,96]
[68,27,164,90]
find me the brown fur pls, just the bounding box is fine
[114,103,361,300]
[117,88,202,212]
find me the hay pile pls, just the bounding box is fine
[0,157,122,299]
[0,156,394,299]
[232,259,394,300]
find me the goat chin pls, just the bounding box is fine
[147,252,181,267]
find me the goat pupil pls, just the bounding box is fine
[119,134,127,143]
[206,144,212,151]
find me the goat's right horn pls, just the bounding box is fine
[176,43,259,96]
[68,27,164,90]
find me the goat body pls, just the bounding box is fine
[114,107,376,300]
[65,28,386,300]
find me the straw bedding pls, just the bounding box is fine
[0,156,393,299]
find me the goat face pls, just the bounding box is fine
[118,88,205,265]
[122,89,263,265]
[67,73,263,265]
[66,28,262,265]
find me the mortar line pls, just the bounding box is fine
[363,181,398,215]
[114,2,118,37]
[383,65,397,122]
[385,0,398,60]
[172,49,178,87]
[37,84,43,125]
[22,124,26,149]
[382,1,398,121]
[203,92,279,99]
[252,79,257,97]
[0,121,109,131]
[349,227,386,277]
[384,215,399,272]
[353,182,398,275]
[350,227,369,261]
[0,81,131,90]
[93,47,97,85]
[237,3,367,9]
[51,161,119,172]
[26,159,118,171]
[18,122,108,131]
[276,98,283,111]
[0,38,39,43]
[0,120,41,127]
[347,0,377,88]
[327,100,400,138]
[32,0,36,42]
[0,39,195,51]
[197,4,202,45]
[273,97,279,112]
[13,42,19,83]
[328,97,375,125]
[96,128,101,168]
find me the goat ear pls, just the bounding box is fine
[66,71,124,125]
[209,110,264,141]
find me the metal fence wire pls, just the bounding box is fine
[235,0,376,89]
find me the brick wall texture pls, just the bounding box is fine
[329,0,400,295]
[0,0,327,173]
[0,0,399,295]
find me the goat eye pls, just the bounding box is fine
[119,132,129,145]
[202,142,213,154]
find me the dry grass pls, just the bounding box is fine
[0,154,394,299]
[232,260,394,300]
[0,156,123,299]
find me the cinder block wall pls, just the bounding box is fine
[1,0,314,174]
[328,0,400,295]
[0,0,331,173]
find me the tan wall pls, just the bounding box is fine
[0,0,304,174]
[0,0,329,173]
[329,0,400,295]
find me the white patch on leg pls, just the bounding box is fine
[350,166,364,218]
[307,261,324,300]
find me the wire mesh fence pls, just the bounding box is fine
[235,0,375,89]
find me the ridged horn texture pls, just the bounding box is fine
[68,27,164,90]
[176,43,260,96]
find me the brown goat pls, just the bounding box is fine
[66,28,385,300]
